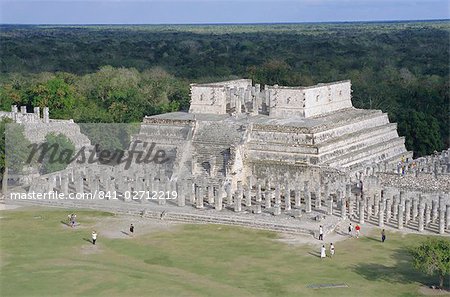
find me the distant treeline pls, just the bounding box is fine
[0,22,448,157]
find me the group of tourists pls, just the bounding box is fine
[320,243,335,258]
[65,213,136,245]
[67,213,77,228]
[318,222,388,259]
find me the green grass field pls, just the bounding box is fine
[0,207,447,297]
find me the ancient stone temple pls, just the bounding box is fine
[139,79,411,188]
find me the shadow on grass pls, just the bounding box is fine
[364,236,381,243]
[83,238,93,244]
[308,251,321,258]
[352,249,432,285]
[121,231,129,236]
[60,220,70,227]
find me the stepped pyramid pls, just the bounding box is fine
[137,79,411,184]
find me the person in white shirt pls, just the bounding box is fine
[320,245,326,259]
[330,243,335,257]
[319,225,324,240]
[92,231,97,245]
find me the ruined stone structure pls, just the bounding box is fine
[2,79,449,236]
[0,105,90,149]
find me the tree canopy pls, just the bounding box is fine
[410,237,450,288]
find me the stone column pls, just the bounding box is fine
[439,196,445,234]
[274,184,281,206]
[208,185,214,204]
[255,183,262,203]
[374,193,380,216]
[432,199,438,223]
[61,174,69,196]
[75,174,84,194]
[405,199,411,225]
[304,181,312,213]
[346,184,352,217]
[235,191,242,212]
[245,185,252,207]
[412,196,419,220]
[385,198,392,223]
[392,194,399,219]
[273,204,281,216]
[263,190,271,209]
[378,199,385,227]
[189,181,195,205]
[366,196,372,220]
[177,182,185,207]
[284,182,291,211]
[398,202,404,230]
[315,186,322,209]
[425,202,431,226]
[446,204,450,230]
[418,199,425,232]
[43,107,49,123]
[339,190,346,219]
[359,195,365,224]
[196,185,204,209]
[215,186,223,211]
[294,185,301,208]
[327,193,333,215]
[226,183,233,206]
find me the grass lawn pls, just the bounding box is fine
[0,207,448,297]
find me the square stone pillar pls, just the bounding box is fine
[446,205,450,230]
[284,182,291,211]
[226,183,233,206]
[61,174,69,196]
[235,190,242,212]
[273,204,281,216]
[315,184,322,209]
[385,198,392,223]
[215,186,223,211]
[439,196,445,234]
[177,182,185,207]
[265,190,272,209]
[398,203,404,230]
[245,185,252,207]
[208,185,214,204]
[418,200,425,232]
[405,199,411,224]
[304,181,311,213]
[196,185,204,209]
[432,199,438,223]
[425,202,431,226]
[412,197,419,220]
[189,181,196,205]
[327,194,333,215]
[339,190,346,219]
[359,195,365,224]
[378,199,385,227]
[255,183,262,203]
[294,185,301,208]
[274,184,281,206]
[374,193,380,216]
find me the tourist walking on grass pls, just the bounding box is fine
[319,225,324,240]
[129,224,134,236]
[355,224,361,238]
[381,229,386,243]
[320,245,326,259]
[330,243,335,257]
[348,223,353,236]
[92,231,97,245]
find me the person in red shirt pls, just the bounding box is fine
[355,224,361,238]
